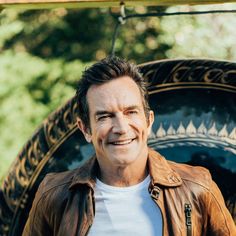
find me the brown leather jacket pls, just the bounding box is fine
[23,148,236,236]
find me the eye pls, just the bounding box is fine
[127,110,138,115]
[97,114,112,121]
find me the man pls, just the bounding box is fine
[23,56,236,236]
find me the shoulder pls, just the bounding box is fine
[168,160,212,190]
[148,148,213,189]
[33,168,79,208]
[34,156,97,204]
[39,168,77,193]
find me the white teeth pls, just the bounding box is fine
[112,139,132,145]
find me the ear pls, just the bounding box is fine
[147,110,154,136]
[76,118,92,143]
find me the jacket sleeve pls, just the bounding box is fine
[22,177,53,236]
[206,180,236,235]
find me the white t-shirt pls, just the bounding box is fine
[87,175,162,236]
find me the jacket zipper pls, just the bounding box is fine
[185,203,192,236]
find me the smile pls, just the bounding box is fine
[109,138,135,145]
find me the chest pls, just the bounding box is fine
[87,184,163,236]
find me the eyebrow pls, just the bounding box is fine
[94,105,141,117]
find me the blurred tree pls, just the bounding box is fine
[1,3,236,181]
[160,5,236,59]
[0,50,88,180]
[1,6,170,62]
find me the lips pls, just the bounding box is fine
[108,138,135,145]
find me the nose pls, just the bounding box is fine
[112,114,129,134]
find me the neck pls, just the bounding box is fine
[97,155,149,187]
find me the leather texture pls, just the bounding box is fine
[22,148,236,236]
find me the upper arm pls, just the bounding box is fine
[22,177,53,236]
[206,180,236,235]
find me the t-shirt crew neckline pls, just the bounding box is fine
[95,174,151,192]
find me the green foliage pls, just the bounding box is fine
[0,50,88,181]
[160,4,236,60]
[1,3,236,182]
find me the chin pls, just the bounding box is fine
[111,155,138,166]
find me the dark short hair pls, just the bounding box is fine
[75,56,150,130]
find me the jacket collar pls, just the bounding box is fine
[69,148,182,189]
[69,155,98,190]
[148,148,182,187]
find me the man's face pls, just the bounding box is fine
[78,76,154,170]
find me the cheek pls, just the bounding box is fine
[130,118,149,134]
[93,123,111,142]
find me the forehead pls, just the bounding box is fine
[86,76,143,112]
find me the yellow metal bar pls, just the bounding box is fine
[0,0,236,9]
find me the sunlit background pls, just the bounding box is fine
[1,3,236,182]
